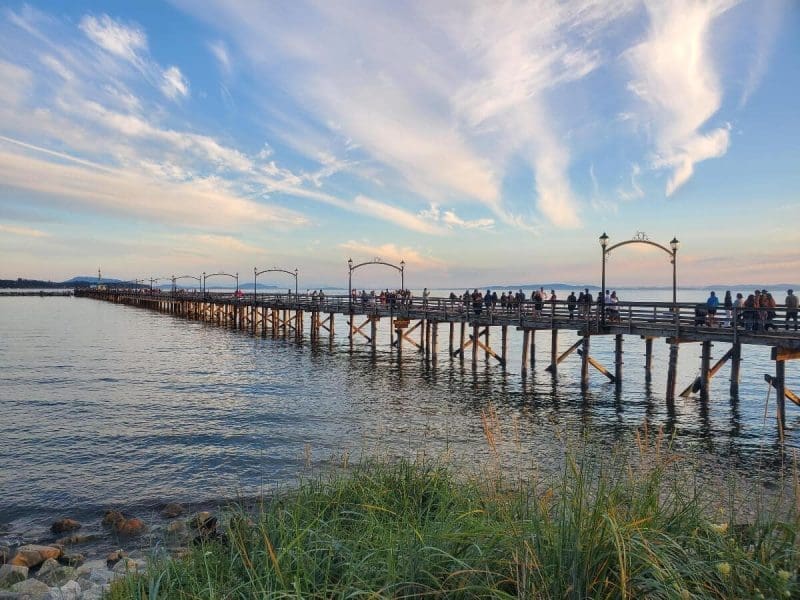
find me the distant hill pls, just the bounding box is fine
[0,278,66,289]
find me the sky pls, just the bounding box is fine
[0,0,798,289]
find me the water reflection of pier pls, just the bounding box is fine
[77,288,799,428]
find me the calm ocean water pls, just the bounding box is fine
[1,291,798,539]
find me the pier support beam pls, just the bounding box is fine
[459,322,465,362]
[776,360,786,430]
[729,342,741,395]
[472,324,479,368]
[614,334,623,388]
[700,341,712,400]
[644,336,654,381]
[449,322,454,357]
[546,338,582,374]
[521,329,530,378]
[501,326,508,369]
[432,321,438,365]
[550,329,558,375]
[370,317,378,352]
[666,343,680,402]
[580,335,590,388]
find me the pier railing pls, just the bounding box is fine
[84,289,799,346]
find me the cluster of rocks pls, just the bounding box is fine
[0,540,142,600]
[1,505,225,600]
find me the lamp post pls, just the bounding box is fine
[348,258,353,311]
[599,233,608,325]
[202,271,206,296]
[400,260,405,290]
[670,237,679,306]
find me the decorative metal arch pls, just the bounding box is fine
[600,232,679,313]
[254,267,298,297]
[202,271,239,295]
[173,274,202,293]
[347,257,405,308]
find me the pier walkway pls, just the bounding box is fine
[77,289,800,426]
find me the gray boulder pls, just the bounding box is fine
[35,560,73,588]
[9,578,51,600]
[46,580,80,600]
[0,564,28,587]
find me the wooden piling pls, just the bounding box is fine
[501,325,508,369]
[472,324,479,368]
[550,329,558,374]
[370,316,377,352]
[530,329,536,368]
[459,322,465,363]
[644,336,653,381]
[700,341,712,400]
[666,343,679,401]
[521,329,530,378]
[449,322,454,356]
[580,335,590,388]
[776,359,786,430]
[730,342,741,395]
[432,321,438,365]
[614,334,623,387]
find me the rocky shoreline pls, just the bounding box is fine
[0,505,221,599]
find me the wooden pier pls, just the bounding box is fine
[75,289,800,427]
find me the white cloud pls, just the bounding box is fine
[79,14,147,64]
[39,55,74,81]
[79,13,191,102]
[0,223,50,238]
[0,60,32,107]
[0,140,306,230]
[617,163,644,201]
[626,0,736,196]
[418,203,494,230]
[340,240,446,269]
[353,195,445,236]
[208,40,231,74]
[175,0,639,229]
[160,66,189,100]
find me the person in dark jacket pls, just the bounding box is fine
[567,291,577,321]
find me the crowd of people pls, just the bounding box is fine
[700,289,798,331]
[344,286,798,332]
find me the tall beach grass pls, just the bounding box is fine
[110,425,800,599]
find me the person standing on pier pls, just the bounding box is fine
[764,292,777,330]
[723,291,733,327]
[786,289,798,330]
[567,291,577,321]
[422,287,430,309]
[706,291,719,326]
[472,289,483,316]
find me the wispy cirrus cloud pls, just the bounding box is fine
[626,0,736,196]
[80,13,189,101]
[0,137,306,230]
[339,240,446,269]
[0,223,50,238]
[418,204,494,231]
[174,0,642,229]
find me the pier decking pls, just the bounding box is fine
[76,289,800,427]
